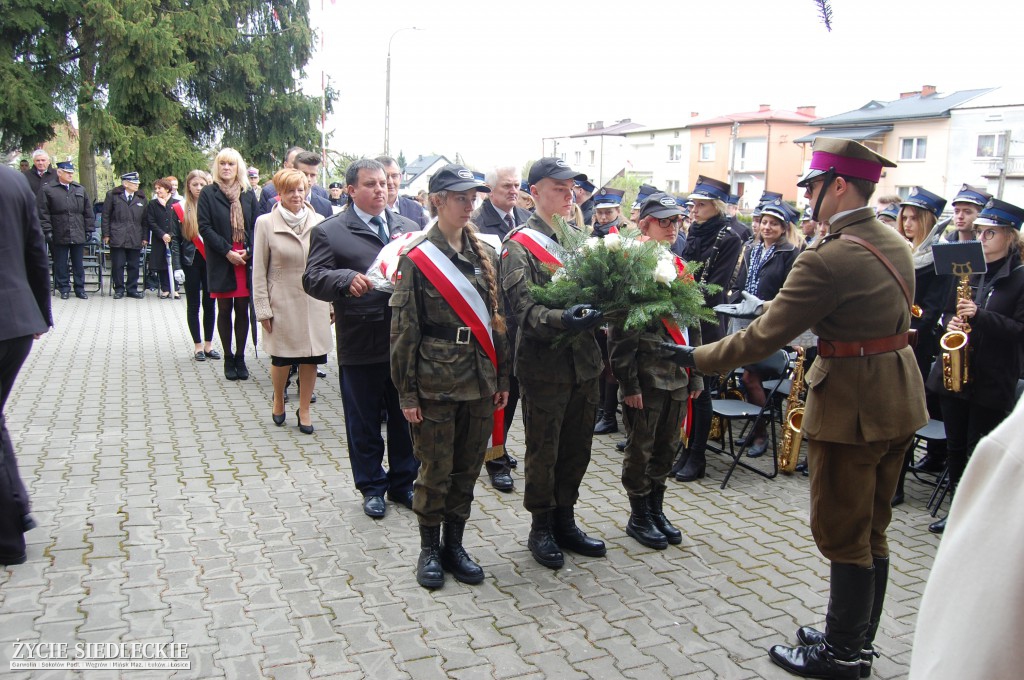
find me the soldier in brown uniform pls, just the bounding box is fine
[608,193,703,550]
[390,165,509,589]
[500,157,606,570]
[665,138,928,679]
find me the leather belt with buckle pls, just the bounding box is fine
[423,323,473,345]
[817,332,910,358]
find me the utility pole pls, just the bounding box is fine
[997,128,1011,198]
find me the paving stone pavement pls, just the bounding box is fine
[0,293,941,679]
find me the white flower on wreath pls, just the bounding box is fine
[551,267,567,283]
[654,259,677,285]
[584,237,601,251]
[604,232,622,252]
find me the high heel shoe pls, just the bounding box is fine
[296,409,314,435]
[272,410,286,426]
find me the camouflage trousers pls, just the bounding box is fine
[519,377,599,513]
[621,388,686,497]
[411,397,494,527]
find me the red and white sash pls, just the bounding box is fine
[405,240,505,453]
[509,228,564,268]
[662,318,694,439]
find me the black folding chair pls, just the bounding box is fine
[708,349,792,489]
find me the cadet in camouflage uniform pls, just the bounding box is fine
[608,194,703,550]
[390,165,509,589]
[500,158,606,570]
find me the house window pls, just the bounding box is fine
[977,133,1007,158]
[589,150,595,164]
[896,186,914,201]
[699,143,715,162]
[574,151,581,164]
[665,180,680,193]
[673,130,680,138]
[668,144,683,162]
[899,137,927,161]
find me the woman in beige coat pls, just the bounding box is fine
[252,168,333,433]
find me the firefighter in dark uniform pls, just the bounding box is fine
[665,138,928,679]
[590,188,627,238]
[390,165,509,589]
[591,187,628,435]
[500,157,606,570]
[36,160,94,299]
[574,178,596,227]
[609,193,703,550]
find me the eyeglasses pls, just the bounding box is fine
[656,217,681,228]
[974,228,1001,240]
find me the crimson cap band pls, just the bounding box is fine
[797,137,895,187]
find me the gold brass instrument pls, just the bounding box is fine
[709,383,745,441]
[940,263,974,392]
[778,348,806,474]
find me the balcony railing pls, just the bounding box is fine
[980,157,1024,178]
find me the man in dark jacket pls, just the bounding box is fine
[23,149,55,195]
[103,172,149,298]
[0,166,52,565]
[259,146,330,216]
[37,161,94,299]
[470,166,531,491]
[303,159,419,519]
[376,156,429,229]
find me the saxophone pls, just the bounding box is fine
[778,347,806,474]
[940,268,973,392]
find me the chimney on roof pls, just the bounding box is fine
[759,104,771,112]
[921,84,937,97]
[618,118,631,124]
[691,111,699,117]
[797,105,816,117]
[591,120,604,130]
[900,90,921,99]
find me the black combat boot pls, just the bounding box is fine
[647,485,682,545]
[593,387,618,434]
[626,495,667,550]
[528,512,564,569]
[770,562,874,679]
[552,506,606,557]
[416,524,445,589]
[223,352,238,380]
[440,520,484,584]
[797,557,889,678]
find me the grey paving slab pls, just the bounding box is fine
[0,294,941,678]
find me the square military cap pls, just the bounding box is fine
[428,164,491,193]
[688,175,731,202]
[593,187,625,208]
[639,192,685,220]
[328,181,343,189]
[900,186,946,218]
[797,137,896,186]
[975,198,1024,231]
[632,183,661,210]
[121,171,141,183]
[952,183,993,207]
[760,198,800,225]
[527,157,588,185]
[575,178,596,193]
[56,160,75,171]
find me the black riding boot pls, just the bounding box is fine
[648,485,682,544]
[770,562,874,679]
[798,557,888,678]
[676,446,706,482]
[552,506,606,557]
[594,386,619,434]
[626,495,667,549]
[528,512,564,569]
[441,520,484,584]
[416,525,445,589]
[891,445,914,507]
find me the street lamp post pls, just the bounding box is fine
[384,26,421,156]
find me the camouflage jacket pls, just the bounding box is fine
[499,212,603,384]
[390,227,509,409]
[609,321,704,400]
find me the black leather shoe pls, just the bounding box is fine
[363,495,386,518]
[113,291,125,299]
[911,453,946,474]
[296,409,314,434]
[615,439,627,452]
[441,521,484,584]
[797,627,875,678]
[928,516,946,534]
[552,507,606,557]
[224,354,238,381]
[890,492,904,507]
[126,290,143,299]
[528,513,564,570]
[745,438,769,458]
[194,351,206,362]
[769,642,862,680]
[675,453,706,482]
[490,472,514,492]
[387,490,414,510]
[204,349,221,360]
[316,368,326,378]
[507,454,518,469]
[235,356,249,380]
[417,525,445,589]
[272,411,286,426]
[60,291,70,299]
[0,551,27,566]
[593,415,618,435]
[75,291,88,299]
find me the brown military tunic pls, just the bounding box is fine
[500,212,603,513]
[390,227,509,526]
[693,207,928,565]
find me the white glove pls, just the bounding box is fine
[173,269,185,285]
[714,291,764,319]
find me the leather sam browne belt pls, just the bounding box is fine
[817,332,911,358]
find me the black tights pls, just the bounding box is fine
[217,297,249,357]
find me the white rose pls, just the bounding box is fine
[654,259,677,285]
[584,237,601,251]
[604,232,621,252]
[552,268,566,282]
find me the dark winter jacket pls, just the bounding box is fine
[102,186,148,248]
[144,197,182,271]
[681,213,744,343]
[197,183,259,293]
[37,180,93,245]
[23,167,56,195]
[733,238,802,303]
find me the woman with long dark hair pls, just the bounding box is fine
[198,148,259,380]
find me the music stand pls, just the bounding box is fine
[932,241,986,278]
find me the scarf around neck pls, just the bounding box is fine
[216,180,245,243]
[278,204,309,233]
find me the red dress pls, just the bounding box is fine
[210,241,250,298]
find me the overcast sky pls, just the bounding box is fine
[306,0,1014,171]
